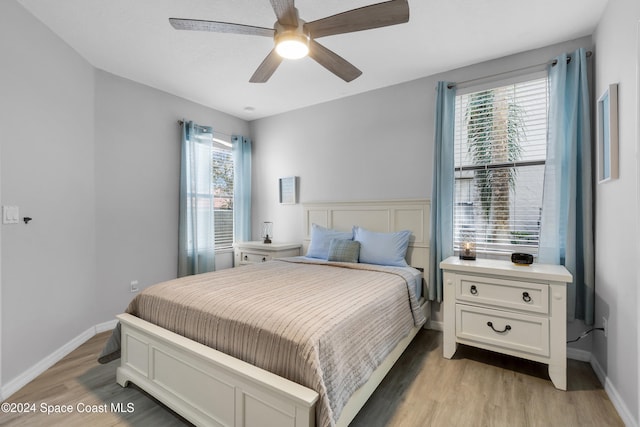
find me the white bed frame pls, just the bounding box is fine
[116,199,431,427]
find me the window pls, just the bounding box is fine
[212,141,234,249]
[453,74,549,256]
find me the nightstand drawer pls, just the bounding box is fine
[233,242,302,267]
[239,251,271,264]
[456,304,549,357]
[456,274,549,314]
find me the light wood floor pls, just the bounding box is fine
[0,329,623,427]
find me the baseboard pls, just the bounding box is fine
[0,318,118,402]
[567,346,591,362]
[428,319,443,331]
[96,318,119,334]
[590,355,638,427]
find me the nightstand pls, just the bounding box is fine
[440,256,572,390]
[233,241,302,266]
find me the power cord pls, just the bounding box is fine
[567,327,605,343]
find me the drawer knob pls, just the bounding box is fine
[487,321,511,333]
[244,255,248,261]
[262,257,267,262]
[522,292,532,303]
[470,285,478,295]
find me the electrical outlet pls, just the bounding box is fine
[130,280,139,293]
[602,316,607,337]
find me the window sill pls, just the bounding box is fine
[215,247,234,254]
[454,250,537,262]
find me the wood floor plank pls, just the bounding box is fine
[0,329,624,426]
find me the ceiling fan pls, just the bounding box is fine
[169,0,409,83]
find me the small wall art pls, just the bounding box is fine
[597,83,619,183]
[279,176,298,204]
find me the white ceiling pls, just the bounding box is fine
[17,0,607,121]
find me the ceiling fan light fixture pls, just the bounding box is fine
[170,0,410,82]
[274,15,309,60]
[275,31,309,60]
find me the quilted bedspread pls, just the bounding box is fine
[101,258,425,427]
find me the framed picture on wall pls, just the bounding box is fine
[597,83,619,183]
[279,176,297,204]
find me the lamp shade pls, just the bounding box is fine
[459,230,476,260]
[262,222,273,244]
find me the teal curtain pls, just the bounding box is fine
[178,121,216,277]
[538,48,594,324]
[232,135,252,243]
[429,82,456,302]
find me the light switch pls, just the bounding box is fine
[3,206,19,224]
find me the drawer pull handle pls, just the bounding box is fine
[487,321,511,333]
[262,257,267,262]
[244,255,248,261]
[522,292,532,303]
[470,285,478,295]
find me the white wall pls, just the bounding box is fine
[250,37,592,241]
[94,71,249,321]
[0,0,250,393]
[0,0,97,383]
[592,0,640,424]
[249,79,433,244]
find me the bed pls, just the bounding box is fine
[108,199,431,427]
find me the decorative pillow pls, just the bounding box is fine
[306,224,353,260]
[327,239,360,263]
[353,226,411,267]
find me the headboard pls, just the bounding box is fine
[302,199,431,294]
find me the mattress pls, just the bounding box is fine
[101,257,425,427]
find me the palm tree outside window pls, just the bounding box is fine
[453,74,549,256]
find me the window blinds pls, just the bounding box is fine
[212,145,234,249]
[453,76,549,256]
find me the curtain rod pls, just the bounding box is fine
[177,120,232,139]
[447,50,592,89]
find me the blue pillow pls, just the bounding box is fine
[328,239,360,263]
[306,224,353,260]
[354,226,411,267]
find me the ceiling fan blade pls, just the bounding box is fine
[305,0,409,39]
[169,18,274,37]
[269,0,298,27]
[249,49,284,83]
[308,40,362,82]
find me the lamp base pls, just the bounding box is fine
[263,235,272,244]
